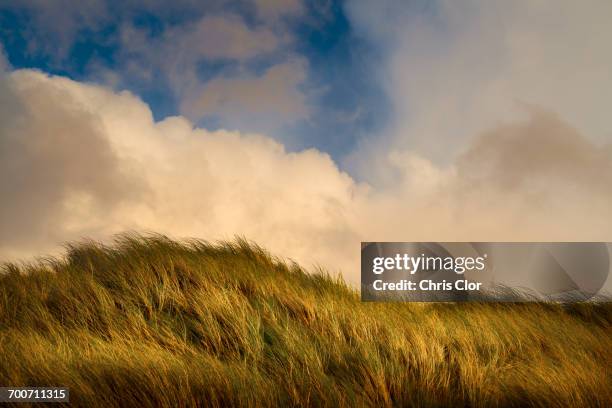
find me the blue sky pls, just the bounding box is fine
[0,0,390,159]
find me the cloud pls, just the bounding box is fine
[160,14,281,62]
[117,13,308,127]
[2,1,311,134]
[1,1,267,62]
[0,0,109,61]
[346,0,612,176]
[254,0,303,21]
[2,70,612,289]
[2,1,611,292]
[181,59,308,124]
[0,69,362,277]
[0,69,146,252]
[456,109,612,196]
[118,13,284,81]
[373,111,612,243]
[0,43,9,71]
[1,1,299,62]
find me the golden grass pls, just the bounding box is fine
[1,234,610,407]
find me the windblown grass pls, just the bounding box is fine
[1,234,610,407]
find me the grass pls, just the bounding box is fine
[0,234,610,407]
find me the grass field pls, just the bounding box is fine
[1,234,610,407]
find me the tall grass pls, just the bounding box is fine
[0,234,610,407]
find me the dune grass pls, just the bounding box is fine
[0,234,610,407]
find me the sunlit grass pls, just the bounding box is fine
[1,234,610,407]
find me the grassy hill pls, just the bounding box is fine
[1,235,610,407]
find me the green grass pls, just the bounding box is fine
[1,234,610,407]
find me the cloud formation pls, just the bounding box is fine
[2,70,612,288]
[0,0,109,60]
[2,0,301,61]
[0,70,145,252]
[0,43,9,71]
[160,14,281,62]
[181,59,308,125]
[1,1,310,130]
[346,0,612,174]
[254,0,303,21]
[2,1,612,292]
[0,69,362,277]
[117,12,307,127]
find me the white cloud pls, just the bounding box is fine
[346,0,612,177]
[0,69,363,279]
[2,70,612,289]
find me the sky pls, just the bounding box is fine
[1,0,612,285]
